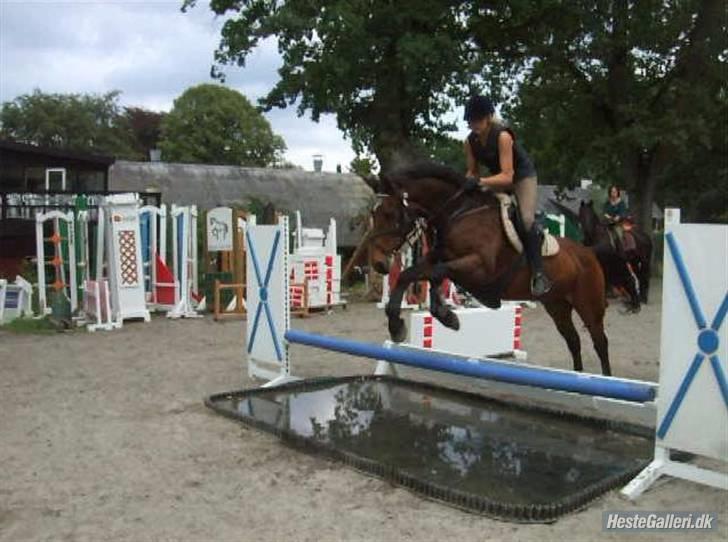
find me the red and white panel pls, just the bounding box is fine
[408,305,526,359]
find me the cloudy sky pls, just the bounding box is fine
[0,0,372,172]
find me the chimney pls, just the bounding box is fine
[313,154,323,173]
[149,149,162,162]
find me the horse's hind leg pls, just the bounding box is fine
[543,301,584,372]
[624,261,642,312]
[638,255,651,303]
[571,299,611,376]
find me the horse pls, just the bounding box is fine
[368,163,613,376]
[577,200,652,310]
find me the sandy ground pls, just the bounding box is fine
[1,280,726,542]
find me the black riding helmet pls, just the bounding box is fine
[464,95,495,121]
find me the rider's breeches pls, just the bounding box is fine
[514,176,538,231]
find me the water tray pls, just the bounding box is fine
[206,375,652,522]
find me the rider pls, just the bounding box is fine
[604,185,629,252]
[462,95,552,296]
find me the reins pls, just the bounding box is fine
[367,183,494,254]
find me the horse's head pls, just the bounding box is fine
[579,200,599,245]
[368,192,412,274]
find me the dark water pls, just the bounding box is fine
[214,378,651,505]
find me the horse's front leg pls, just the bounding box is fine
[385,258,440,343]
[429,277,460,331]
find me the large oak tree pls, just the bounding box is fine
[184,0,478,172]
[472,0,726,227]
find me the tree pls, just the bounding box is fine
[0,89,138,158]
[418,134,465,172]
[124,107,166,160]
[158,84,286,166]
[184,0,478,172]
[471,0,727,229]
[349,155,378,177]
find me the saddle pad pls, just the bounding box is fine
[495,193,560,257]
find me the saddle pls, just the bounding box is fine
[493,193,560,256]
[606,222,636,254]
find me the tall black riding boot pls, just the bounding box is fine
[525,227,552,296]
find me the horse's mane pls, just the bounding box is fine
[381,161,467,191]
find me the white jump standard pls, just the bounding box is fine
[621,209,728,498]
[245,217,295,386]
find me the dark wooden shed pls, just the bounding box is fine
[0,140,117,277]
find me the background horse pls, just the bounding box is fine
[369,163,613,376]
[578,201,652,310]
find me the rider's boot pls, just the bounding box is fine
[525,226,552,297]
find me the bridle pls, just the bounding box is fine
[367,183,471,254]
[366,193,425,254]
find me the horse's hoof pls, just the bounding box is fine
[433,306,460,330]
[618,302,641,315]
[389,318,407,343]
[442,311,460,331]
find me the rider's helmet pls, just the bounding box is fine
[464,95,495,121]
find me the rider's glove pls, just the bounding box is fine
[464,176,481,192]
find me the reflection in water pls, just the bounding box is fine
[223,379,650,506]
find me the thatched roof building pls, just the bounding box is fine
[109,161,374,248]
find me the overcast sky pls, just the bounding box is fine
[0,0,367,172]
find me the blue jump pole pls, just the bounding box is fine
[285,329,656,403]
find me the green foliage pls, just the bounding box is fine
[124,107,166,159]
[158,84,286,166]
[242,196,273,219]
[185,0,478,171]
[473,0,726,225]
[349,155,378,177]
[0,89,140,158]
[188,0,726,224]
[417,134,465,172]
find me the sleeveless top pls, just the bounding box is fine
[467,125,537,182]
[604,199,627,218]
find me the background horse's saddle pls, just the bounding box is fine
[494,193,560,257]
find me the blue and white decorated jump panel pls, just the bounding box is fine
[657,217,728,460]
[622,211,728,498]
[246,220,291,384]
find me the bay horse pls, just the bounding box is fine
[578,200,652,310]
[369,163,612,376]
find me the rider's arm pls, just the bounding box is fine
[464,139,480,178]
[604,201,616,221]
[481,131,515,188]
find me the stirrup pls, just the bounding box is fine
[531,272,552,297]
